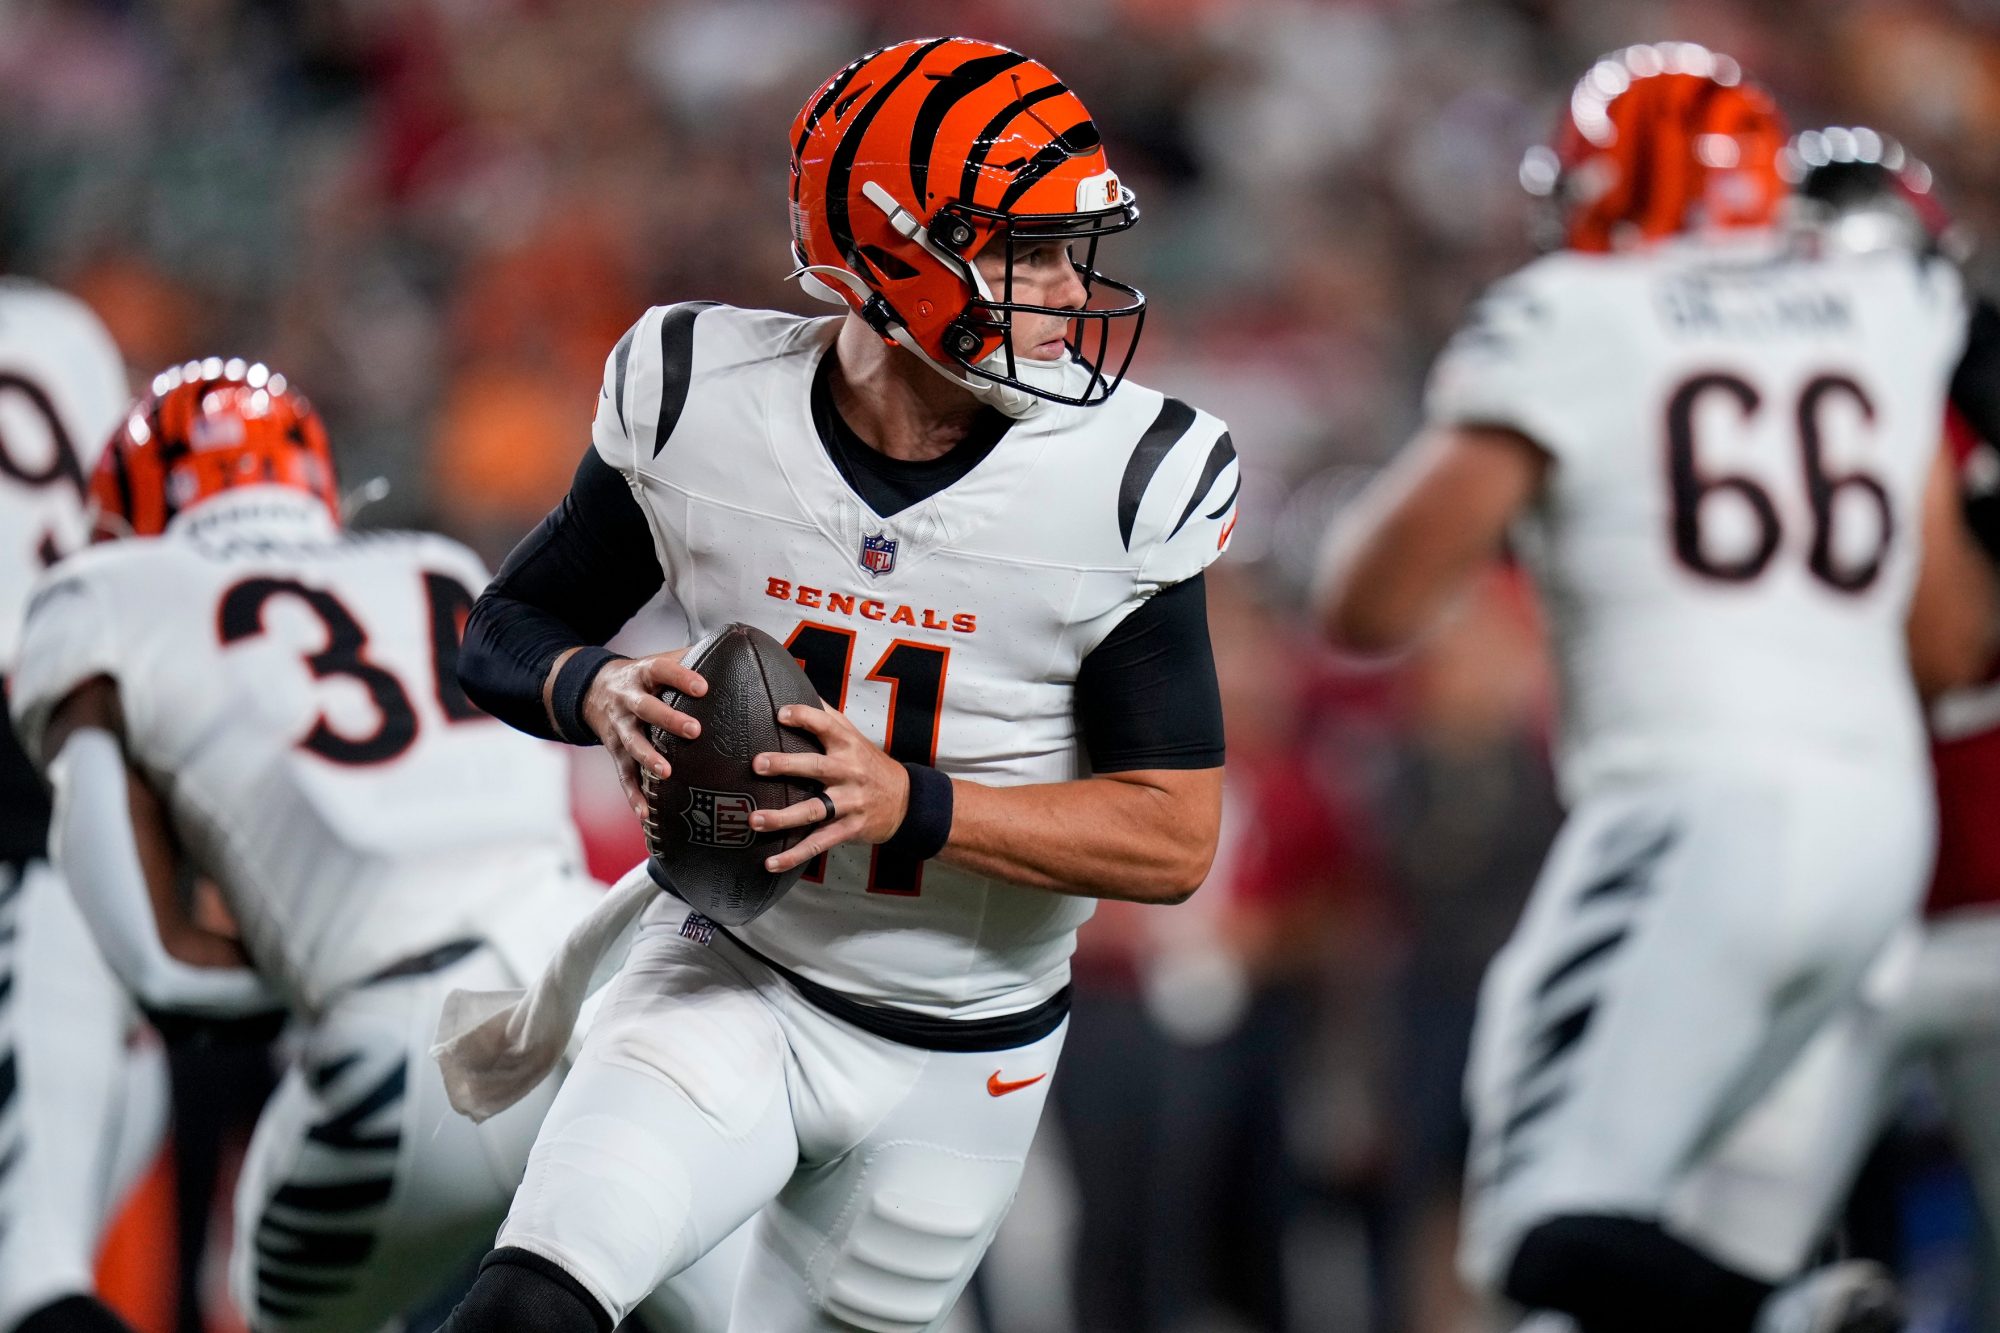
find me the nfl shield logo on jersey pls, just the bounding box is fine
[859,532,898,577]
[682,788,755,848]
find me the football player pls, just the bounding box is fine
[0,279,170,1333]
[1665,128,2000,1295]
[7,363,742,1333]
[1316,45,1984,1333]
[437,36,1237,1333]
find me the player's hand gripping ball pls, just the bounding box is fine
[639,623,826,925]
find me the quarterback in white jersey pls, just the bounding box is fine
[0,280,170,1333]
[437,37,1235,1333]
[1318,46,1986,1333]
[8,363,740,1333]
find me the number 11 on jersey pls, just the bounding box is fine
[785,622,949,896]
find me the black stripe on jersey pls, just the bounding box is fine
[1165,432,1236,541]
[650,302,719,458]
[1501,1086,1568,1143]
[0,1052,15,1116]
[610,322,638,435]
[1117,397,1197,549]
[794,57,869,158]
[307,1051,362,1094]
[256,1270,354,1299]
[305,1062,406,1152]
[1519,1001,1596,1086]
[1577,825,1677,904]
[0,974,14,1010]
[1205,475,1240,521]
[957,83,1071,206]
[256,1217,377,1266]
[1533,928,1629,1000]
[825,39,951,269]
[907,51,1029,204]
[0,1138,21,1188]
[270,1175,395,1214]
[995,119,1103,213]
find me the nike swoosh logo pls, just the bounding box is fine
[987,1071,1047,1097]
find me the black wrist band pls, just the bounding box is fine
[550,647,625,746]
[885,762,953,862]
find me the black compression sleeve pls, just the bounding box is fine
[1952,296,2000,450]
[458,448,665,742]
[1074,573,1225,772]
[1953,296,2000,567]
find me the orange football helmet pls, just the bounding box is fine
[91,358,339,539]
[1521,43,1788,253]
[789,37,1144,412]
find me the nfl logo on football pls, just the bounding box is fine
[859,532,897,577]
[682,788,756,849]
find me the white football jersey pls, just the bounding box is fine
[11,491,598,1015]
[597,303,1237,1017]
[0,280,127,671]
[1427,239,1966,801]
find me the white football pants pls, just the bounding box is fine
[0,860,167,1331]
[496,898,1066,1333]
[1672,905,2000,1279]
[1458,760,1932,1291]
[233,942,745,1333]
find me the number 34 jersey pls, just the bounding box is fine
[10,493,598,1015]
[1426,240,1966,801]
[597,304,1237,1018]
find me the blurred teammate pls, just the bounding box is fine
[1670,128,2000,1289]
[0,280,169,1333]
[438,36,1236,1333]
[7,362,739,1333]
[1317,44,1985,1333]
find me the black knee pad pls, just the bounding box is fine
[10,1296,138,1333]
[1506,1215,1770,1333]
[439,1248,613,1333]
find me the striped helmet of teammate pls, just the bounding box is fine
[788,37,1145,413]
[89,358,338,539]
[1518,42,1789,253]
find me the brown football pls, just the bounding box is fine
[638,623,825,926]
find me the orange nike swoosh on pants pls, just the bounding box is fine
[986,1071,1047,1097]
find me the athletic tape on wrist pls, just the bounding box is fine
[551,647,625,746]
[885,762,953,861]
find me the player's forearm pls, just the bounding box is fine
[937,770,1221,903]
[1316,424,1546,655]
[458,449,667,741]
[47,728,278,1018]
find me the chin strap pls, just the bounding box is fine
[786,262,1051,420]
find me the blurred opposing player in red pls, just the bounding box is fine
[1317,44,1990,1333]
[1670,127,2000,1290]
[0,280,169,1333]
[8,363,741,1332]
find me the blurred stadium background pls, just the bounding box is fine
[4,0,1997,1331]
